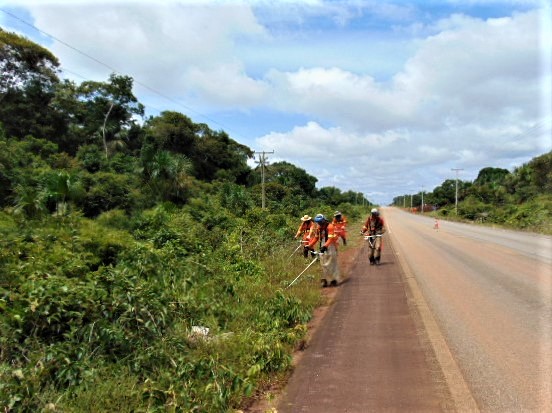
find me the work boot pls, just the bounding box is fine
[342,238,347,246]
[369,257,375,265]
[375,257,380,265]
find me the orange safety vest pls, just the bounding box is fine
[332,215,347,239]
[322,222,339,249]
[307,221,329,249]
[295,220,312,241]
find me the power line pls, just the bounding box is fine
[0,8,245,139]
[1,9,119,73]
[508,117,552,142]
[58,67,89,81]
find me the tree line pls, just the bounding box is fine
[0,27,370,217]
[391,154,552,233]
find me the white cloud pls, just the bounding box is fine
[265,67,409,131]
[250,8,547,203]
[257,9,542,139]
[258,121,407,160]
[186,61,268,107]
[25,2,267,105]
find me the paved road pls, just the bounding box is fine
[276,228,454,412]
[386,207,552,412]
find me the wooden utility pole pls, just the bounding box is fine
[254,150,274,209]
[451,168,464,215]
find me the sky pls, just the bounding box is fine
[1,0,551,205]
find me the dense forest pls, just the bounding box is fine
[0,28,372,412]
[392,154,552,233]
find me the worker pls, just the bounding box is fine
[313,214,341,287]
[332,211,348,245]
[294,214,313,258]
[307,213,328,252]
[361,208,386,265]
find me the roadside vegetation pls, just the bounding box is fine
[392,152,552,235]
[0,28,371,412]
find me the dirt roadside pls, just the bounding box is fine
[243,236,455,413]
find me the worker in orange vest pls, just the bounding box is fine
[307,214,328,252]
[313,214,341,287]
[294,214,313,258]
[332,211,348,245]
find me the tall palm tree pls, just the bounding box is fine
[141,147,192,201]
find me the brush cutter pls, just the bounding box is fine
[286,252,322,289]
[288,240,308,259]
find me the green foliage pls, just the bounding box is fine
[77,144,105,173]
[218,182,255,216]
[139,145,194,204]
[429,179,457,206]
[107,152,139,174]
[0,28,66,142]
[502,195,552,232]
[529,151,552,193]
[0,198,325,412]
[13,182,47,218]
[75,73,145,154]
[192,128,253,184]
[43,170,85,215]
[54,366,142,412]
[144,110,198,155]
[79,171,137,217]
[96,209,133,231]
[471,181,511,206]
[316,186,369,207]
[394,152,551,233]
[456,195,489,220]
[474,167,510,186]
[259,161,318,196]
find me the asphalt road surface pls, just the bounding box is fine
[386,207,552,412]
[276,222,454,412]
[273,207,551,413]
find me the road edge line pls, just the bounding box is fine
[388,232,480,412]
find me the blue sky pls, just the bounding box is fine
[1,0,550,205]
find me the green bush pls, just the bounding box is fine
[504,196,552,233]
[458,195,490,220]
[76,144,105,173]
[80,172,137,217]
[96,209,132,231]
